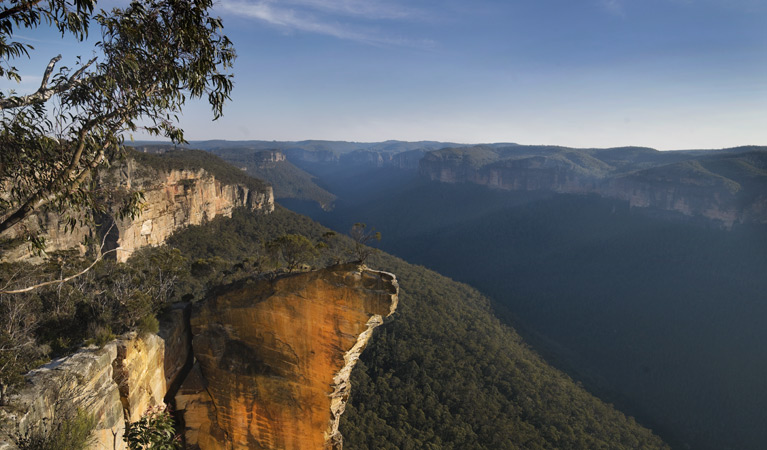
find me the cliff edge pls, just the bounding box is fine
[419,146,767,227]
[177,264,399,450]
[0,265,398,450]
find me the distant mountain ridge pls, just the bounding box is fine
[419,145,767,226]
[130,140,767,225]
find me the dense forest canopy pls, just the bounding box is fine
[284,155,767,450]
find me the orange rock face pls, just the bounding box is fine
[176,265,398,450]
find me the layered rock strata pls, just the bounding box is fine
[108,159,273,262]
[2,156,274,263]
[419,151,767,227]
[0,333,169,450]
[176,265,399,450]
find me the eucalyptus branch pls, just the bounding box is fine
[0,0,45,21]
[0,0,235,242]
[0,110,125,235]
[0,55,97,110]
[0,223,120,294]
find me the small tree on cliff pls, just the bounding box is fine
[0,0,235,245]
[266,234,319,273]
[348,223,381,264]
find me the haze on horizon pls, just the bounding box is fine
[5,0,767,150]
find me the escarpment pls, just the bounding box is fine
[0,265,398,450]
[176,264,398,450]
[104,157,273,262]
[419,146,767,226]
[1,150,274,263]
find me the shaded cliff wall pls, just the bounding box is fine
[2,157,274,263]
[419,156,767,226]
[176,265,398,450]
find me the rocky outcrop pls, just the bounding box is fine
[2,154,274,263]
[0,333,170,450]
[107,158,273,262]
[255,150,287,167]
[0,266,397,450]
[176,265,398,450]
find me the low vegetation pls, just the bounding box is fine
[13,408,95,450]
[124,406,180,450]
[2,205,667,448]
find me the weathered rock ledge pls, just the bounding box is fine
[176,264,398,450]
[0,266,398,450]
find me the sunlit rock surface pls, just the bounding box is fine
[2,156,273,263]
[176,264,399,450]
[0,333,168,450]
[0,266,397,450]
[109,159,273,262]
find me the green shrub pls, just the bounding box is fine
[85,324,115,348]
[124,406,180,450]
[14,408,95,450]
[138,315,160,336]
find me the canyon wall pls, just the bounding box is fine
[419,151,767,227]
[2,156,274,263]
[0,265,398,450]
[106,158,273,262]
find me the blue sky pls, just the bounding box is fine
[5,0,767,149]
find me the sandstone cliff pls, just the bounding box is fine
[103,157,273,262]
[0,266,398,450]
[0,333,169,450]
[176,265,398,450]
[1,151,274,263]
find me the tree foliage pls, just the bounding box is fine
[349,222,381,264]
[0,0,235,240]
[0,246,186,398]
[266,233,319,272]
[124,406,180,450]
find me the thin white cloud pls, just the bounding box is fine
[600,0,626,16]
[221,0,432,47]
[274,0,418,20]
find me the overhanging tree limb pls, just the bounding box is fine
[0,55,97,110]
[0,107,126,235]
[0,0,45,22]
[0,0,234,246]
[0,222,120,294]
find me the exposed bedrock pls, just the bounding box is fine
[176,264,399,450]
